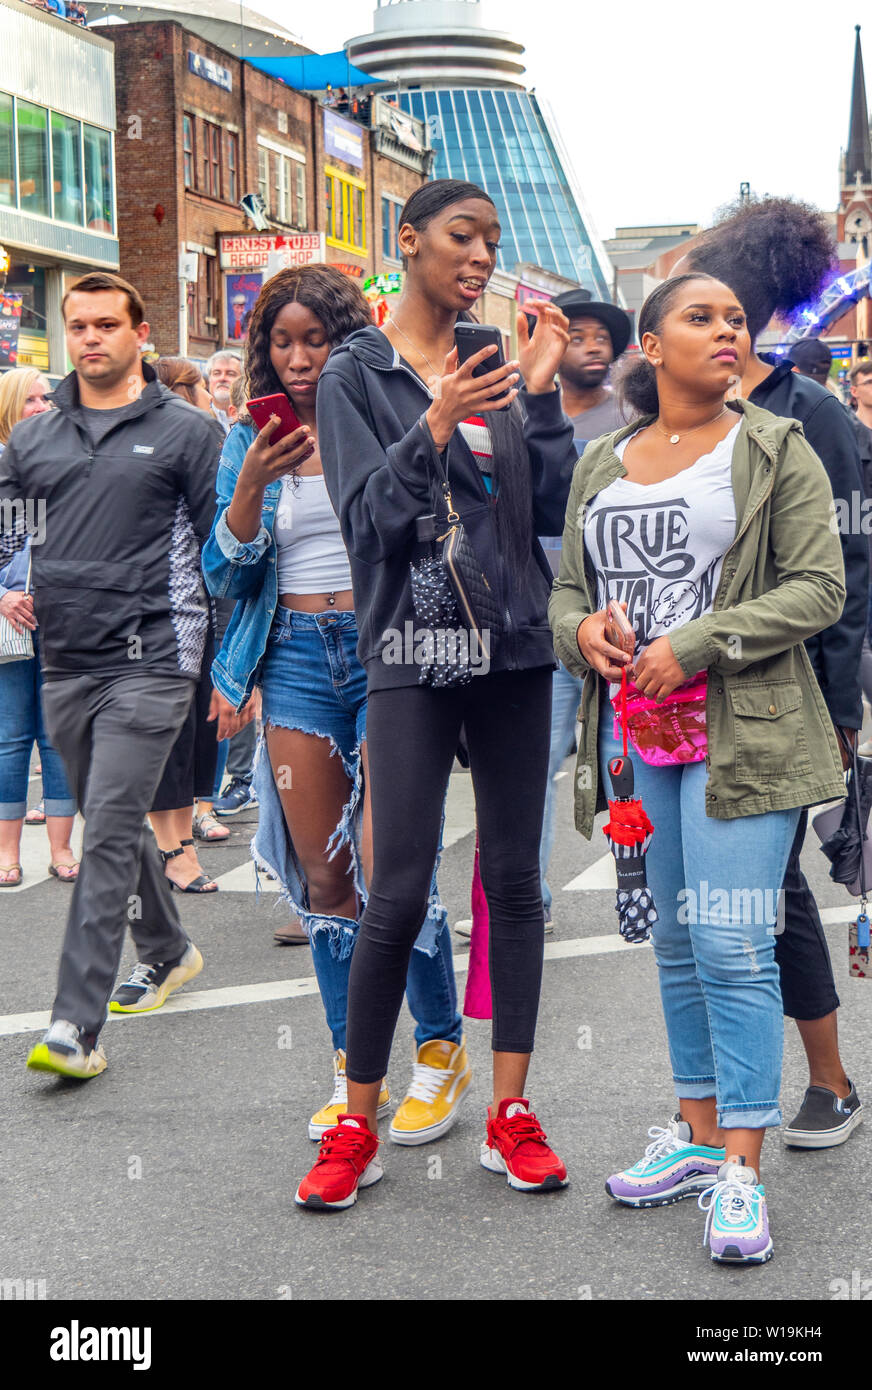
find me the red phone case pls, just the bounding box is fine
[247,393,302,443]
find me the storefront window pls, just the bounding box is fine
[83,123,113,232]
[17,100,49,216]
[0,92,14,207]
[51,111,83,225]
[7,263,48,369]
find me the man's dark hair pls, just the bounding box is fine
[62,272,146,328]
[849,358,872,386]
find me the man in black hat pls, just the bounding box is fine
[551,290,633,440]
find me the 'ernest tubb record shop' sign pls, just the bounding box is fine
[219,233,325,271]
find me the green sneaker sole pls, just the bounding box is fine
[26,1043,106,1079]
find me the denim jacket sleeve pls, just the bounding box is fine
[201,424,272,600]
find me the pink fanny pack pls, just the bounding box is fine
[612,672,708,767]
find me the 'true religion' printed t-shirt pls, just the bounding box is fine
[583,422,739,676]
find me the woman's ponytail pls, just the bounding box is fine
[616,354,659,418]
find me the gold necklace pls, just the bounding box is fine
[386,318,442,379]
[655,406,729,445]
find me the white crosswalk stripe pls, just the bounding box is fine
[0,932,652,1038]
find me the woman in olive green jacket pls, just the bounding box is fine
[548,274,846,1267]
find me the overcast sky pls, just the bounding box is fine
[261,0,867,245]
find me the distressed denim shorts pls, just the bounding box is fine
[260,608,366,770]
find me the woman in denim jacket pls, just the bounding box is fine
[202,265,467,1147]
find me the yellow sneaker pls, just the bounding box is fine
[308,1050,391,1141]
[389,1038,472,1145]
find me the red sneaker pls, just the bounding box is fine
[294,1115,383,1211]
[480,1098,569,1192]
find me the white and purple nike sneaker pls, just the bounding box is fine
[605,1115,725,1207]
[698,1160,772,1265]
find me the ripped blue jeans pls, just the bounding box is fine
[255,607,462,1053]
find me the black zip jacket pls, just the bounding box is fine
[0,362,220,681]
[749,356,868,729]
[317,325,577,689]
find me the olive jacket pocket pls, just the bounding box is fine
[729,680,813,781]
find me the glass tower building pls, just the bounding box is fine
[347,1,614,298]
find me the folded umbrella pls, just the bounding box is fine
[817,753,872,887]
[602,670,658,944]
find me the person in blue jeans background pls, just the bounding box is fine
[538,293,633,927]
[203,263,468,1147]
[0,540,78,887]
[0,370,78,888]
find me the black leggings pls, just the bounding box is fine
[346,666,553,1084]
[775,808,840,1021]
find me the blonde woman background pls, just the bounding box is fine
[0,368,78,887]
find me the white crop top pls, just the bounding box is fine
[273,473,353,595]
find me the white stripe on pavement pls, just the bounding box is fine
[0,932,651,1038]
[563,851,616,892]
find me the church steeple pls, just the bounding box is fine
[846,25,872,186]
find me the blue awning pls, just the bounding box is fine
[246,52,384,90]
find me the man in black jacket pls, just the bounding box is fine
[0,273,219,1079]
[683,209,868,1148]
[746,354,866,1146]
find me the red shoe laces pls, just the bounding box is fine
[317,1125,374,1163]
[497,1111,548,1151]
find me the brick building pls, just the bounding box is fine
[107,20,432,359]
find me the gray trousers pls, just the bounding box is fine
[41,671,196,1036]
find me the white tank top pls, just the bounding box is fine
[273,473,353,595]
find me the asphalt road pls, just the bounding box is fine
[2,761,870,1306]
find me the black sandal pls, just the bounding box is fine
[159,844,219,894]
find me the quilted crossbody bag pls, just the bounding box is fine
[409,452,503,687]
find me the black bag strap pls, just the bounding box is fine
[851,737,868,905]
[418,416,458,524]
